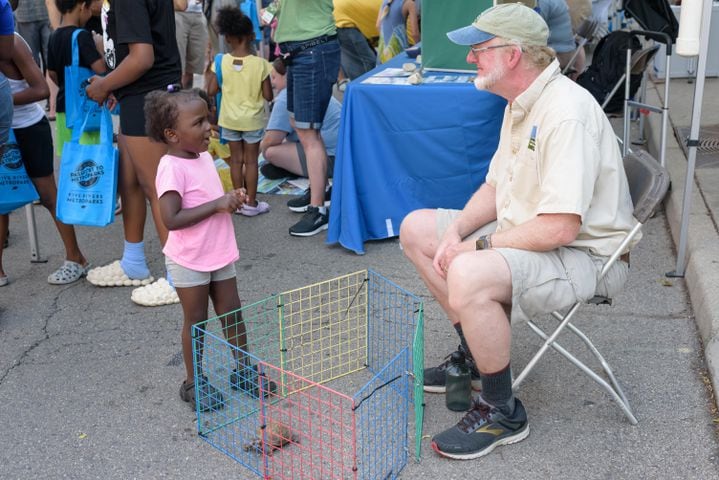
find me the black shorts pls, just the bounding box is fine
[119,91,150,137]
[13,117,54,178]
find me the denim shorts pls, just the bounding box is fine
[165,256,237,288]
[221,127,264,144]
[281,38,340,129]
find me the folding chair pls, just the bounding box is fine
[511,149,671,425]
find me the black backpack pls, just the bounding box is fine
[577,31,642,114]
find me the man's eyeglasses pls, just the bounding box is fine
[469,44,517,58]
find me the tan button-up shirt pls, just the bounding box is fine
[485,59,639,257]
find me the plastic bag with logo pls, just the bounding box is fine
[56,106,118,227]
[65,29,102,131]
[0,130,40,215]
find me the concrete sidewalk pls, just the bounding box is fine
[644,76,719,397]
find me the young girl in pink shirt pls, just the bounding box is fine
[146,86,272,412]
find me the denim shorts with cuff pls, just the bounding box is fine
[281,38,340,130]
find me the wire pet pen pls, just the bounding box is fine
[191,270,424,479]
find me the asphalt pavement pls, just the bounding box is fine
[1,77,718,478]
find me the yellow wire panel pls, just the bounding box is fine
[279,270,369,386]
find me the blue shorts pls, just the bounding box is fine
[221,127,264,144]
[282,38,340,130]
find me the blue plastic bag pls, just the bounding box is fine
[56,107,118,227]
[65,29,101,131]
[0,130,40,215]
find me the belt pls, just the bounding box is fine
[279,34,337,63]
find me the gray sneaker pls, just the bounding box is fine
[424,345,482,393]
[431,396,529,460]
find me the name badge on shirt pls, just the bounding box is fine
[527,125,538,151]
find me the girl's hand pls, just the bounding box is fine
[215,193,243,213]
[86,76,110,104]
[233,188,248,205]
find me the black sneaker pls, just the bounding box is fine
[230,364,278,398]
[424,345,482,393]
[289,206,329,237]
[179,375,225,412]
[260,162,298,180]
[431,397,529,460]
[287,187,332,213]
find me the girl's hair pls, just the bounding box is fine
[215,6,254,39]
[55,0,93,14]
[144,85,208,144]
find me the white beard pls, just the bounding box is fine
[474,62,508,91]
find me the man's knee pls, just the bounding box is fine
[399,209,432,250]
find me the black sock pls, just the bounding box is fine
[480,364,515,413]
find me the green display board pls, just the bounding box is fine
[421,0,494,72]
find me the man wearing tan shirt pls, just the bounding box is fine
[399,3,637,461]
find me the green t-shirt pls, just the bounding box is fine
[274,0,336,44]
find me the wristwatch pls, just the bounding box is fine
[475,234,492,250]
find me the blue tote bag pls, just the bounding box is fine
[0,130,40,215]
[56,107,118,227]
[65,29,101,131]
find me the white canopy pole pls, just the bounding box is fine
[668,0,713,278]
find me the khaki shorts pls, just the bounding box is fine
[436,209,629,323]
[165,257,236,288]
[175,11,209,74]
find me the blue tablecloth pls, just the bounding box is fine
[327,54,506,254]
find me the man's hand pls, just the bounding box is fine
[433,226,463,279]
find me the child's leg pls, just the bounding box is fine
[176,284,211,383]
[32,175,87,266]
[228,140,246,191]
[242,140,260,206]
[209,276,247,361]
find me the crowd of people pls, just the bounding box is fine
[1,0,641,462]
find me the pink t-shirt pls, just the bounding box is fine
[156,152,239,271]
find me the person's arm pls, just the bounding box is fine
[45,0,61,29]
[11,35,50,105]
[260,129,289,153]
[206,72,218,96]
[433,182,498,277]
[173,0,187,11]
[0,35,12,62]
[159,190,245,231]
[85,43,154,104]
[261,76,273,102]
[402,0,420,44]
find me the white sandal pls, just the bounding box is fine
[47,261,90,285]
[86,260,154,287]
[130,278,180,307]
